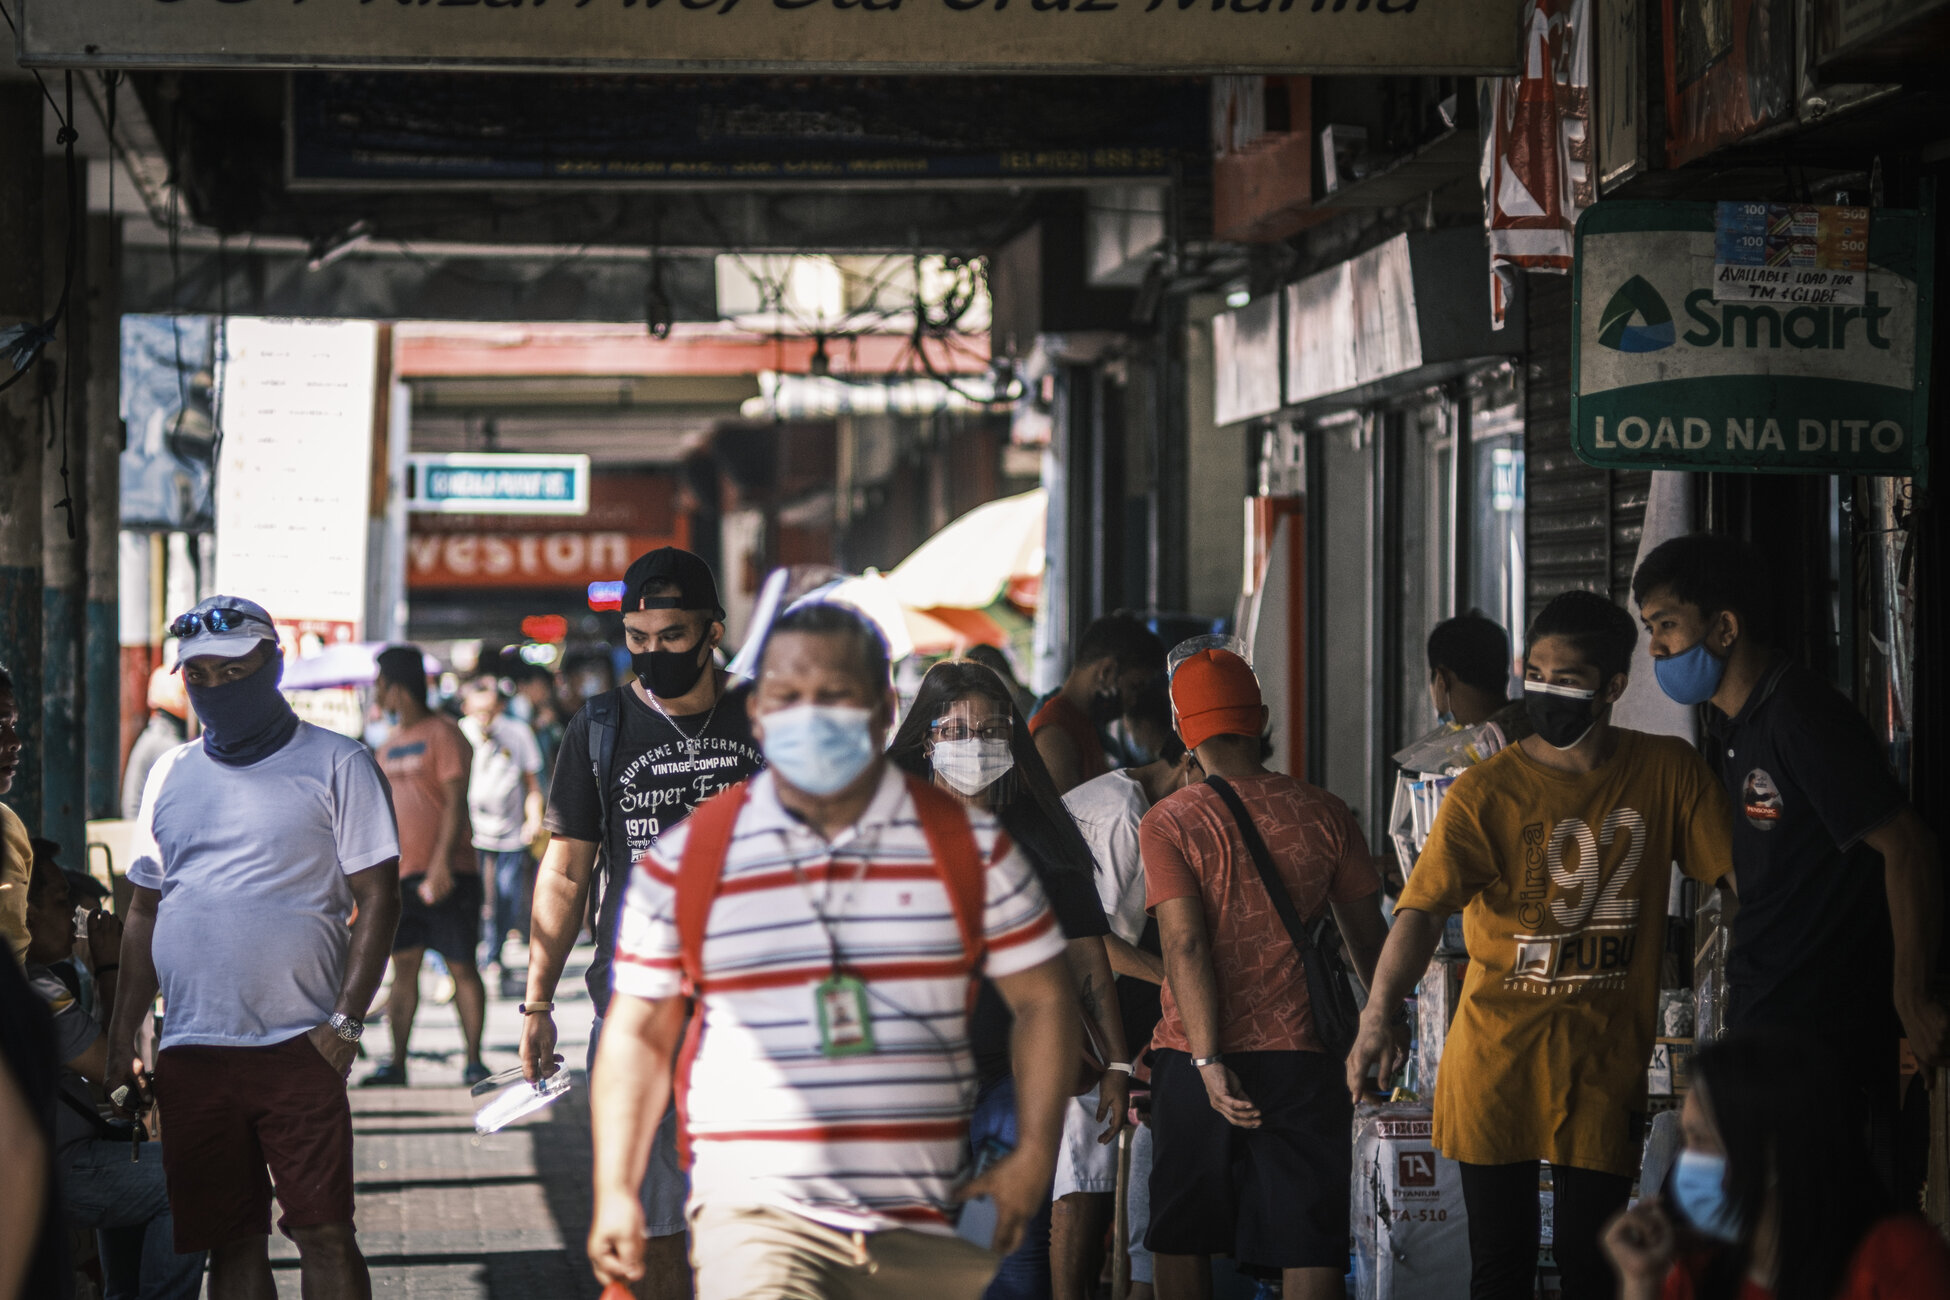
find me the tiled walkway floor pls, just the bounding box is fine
[258,947,603,1299]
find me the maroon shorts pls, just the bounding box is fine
[152,1034,356,1251]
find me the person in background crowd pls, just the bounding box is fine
[121,666,191,821]
[1060,678,1201,1300]
[1,916,64,1300]
[589,602,1082,1299]
[889,659,1130,1300]
[2,662,30,967]
[509,664,567,784]
[366,645,487,1089]
[1347,591,1734,1300]
[1142,648,1391,1300]
[523,546,765,1300]
[107,596,402,1300]
[1635,537,1948,1123]
[1603,1031,1950,1300]
[458,675,544,994]
[25,856,205,1299]
[1426,611,1530,739]
[1031,614,1166,794]
[967,643,1038,722]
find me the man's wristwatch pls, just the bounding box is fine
[328,1012,364,1043]
[1191,1053,1224,1069]
[518,1002,555,1016]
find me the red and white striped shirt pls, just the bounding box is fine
[613,764,1065,1234]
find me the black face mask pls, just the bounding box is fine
[633,637,711,701]
[1523,680,1602,751]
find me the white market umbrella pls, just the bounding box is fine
[886,488,1045,612]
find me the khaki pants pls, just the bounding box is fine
[690,1203,998,1300]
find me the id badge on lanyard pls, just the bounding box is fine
[815,974,876,1057]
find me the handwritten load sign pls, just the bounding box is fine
[19,0,1524,74]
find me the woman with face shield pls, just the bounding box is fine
[888,661,1130,1300]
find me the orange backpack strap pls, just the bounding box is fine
[674,782,751,993]
[671,781,749,1171]
[904,775,988,973]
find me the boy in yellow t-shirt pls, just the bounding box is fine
[1347,591,1732,1300]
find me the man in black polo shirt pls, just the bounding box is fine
[1633,535,1947,1093]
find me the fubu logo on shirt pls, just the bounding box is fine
[1507,809,1647,994]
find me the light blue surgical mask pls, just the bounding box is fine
[1654,637,1729,706]
[1670,1149,1742,1244]
[759,703,879,797]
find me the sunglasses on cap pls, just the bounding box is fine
[168,606,266,640]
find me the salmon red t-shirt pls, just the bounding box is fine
[1661,1216,1950,1300]
[1397,729,1732,1176]
[1141,773,1379,1055]
[378,714,475,879]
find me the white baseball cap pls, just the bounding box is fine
[169,596,280,665]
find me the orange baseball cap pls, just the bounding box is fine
[1169,649,1262,751]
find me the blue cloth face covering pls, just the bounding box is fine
[186,651,301,767]
[1655,638,1729,706]
[759,704,878,797]
[1669,1149,1742,1244]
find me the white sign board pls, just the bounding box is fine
[215,318,380,641]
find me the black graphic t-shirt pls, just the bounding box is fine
[546,679,765,1012]
[1710,656,1906,1039]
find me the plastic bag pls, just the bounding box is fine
[472,1064,572,1134]
[1391,720,1508,777]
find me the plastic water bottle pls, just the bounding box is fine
[470,1064,571,1134]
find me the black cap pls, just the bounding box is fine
[623,547,724,620]
[375,644,429,691]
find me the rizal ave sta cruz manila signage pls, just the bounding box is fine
[19,0,1523,74]
[1572,201,1934,479]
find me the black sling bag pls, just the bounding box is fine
[1203,775,1362,1060]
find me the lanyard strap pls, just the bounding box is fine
[776,828,877,977]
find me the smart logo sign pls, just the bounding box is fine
[1571,202,1933,479]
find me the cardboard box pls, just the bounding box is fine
[1353,1106,1470,1300]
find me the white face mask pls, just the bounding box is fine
[930,737,1015,797]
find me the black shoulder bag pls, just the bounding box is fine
[1203,776,1362,1059]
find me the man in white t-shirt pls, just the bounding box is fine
[459,675,544,976]
[1056,680,1200,1300]
[587,601,1083,1300]
[105,596,402,1300]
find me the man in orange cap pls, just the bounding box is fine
[120,664,192,819]
[1138,647,1396,1300]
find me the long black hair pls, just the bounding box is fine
[1689,1031,1894,1300]
[887,659,1092,881]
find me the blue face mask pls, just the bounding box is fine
[1670,1149,1742,1244]
[759,703,879,797]
[1655,637,1729,706]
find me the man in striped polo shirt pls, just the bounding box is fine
[588,602,1082,1299]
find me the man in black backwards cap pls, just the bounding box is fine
[520,547,765,1298]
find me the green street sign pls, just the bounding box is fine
[1571,201,1933,481]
